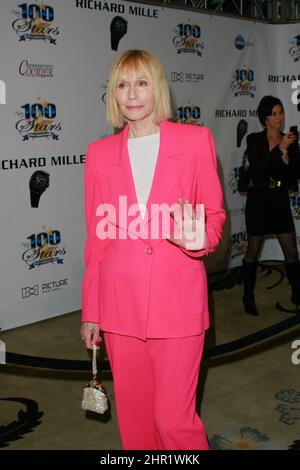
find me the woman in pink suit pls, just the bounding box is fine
[81,50,225,450]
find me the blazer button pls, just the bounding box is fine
[146,247,153,255]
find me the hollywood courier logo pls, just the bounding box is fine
[19,60,54,78]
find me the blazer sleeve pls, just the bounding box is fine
[180,127,226,258]
[82,143,110,324]
[288,142,300,178]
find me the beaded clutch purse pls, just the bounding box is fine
[82,344,108,415]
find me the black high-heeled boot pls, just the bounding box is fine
[285,261,300,307]
[242,261,258,316]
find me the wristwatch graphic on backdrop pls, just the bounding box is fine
[110,16,128,51]
[29,171,50,208]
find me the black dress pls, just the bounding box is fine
[244,130,300,236]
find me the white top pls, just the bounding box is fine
[128,132,160,219]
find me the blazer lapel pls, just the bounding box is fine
[260,128,284,154]
[143,120,185,226]
[104,125,144,239]
[106,121,185,240]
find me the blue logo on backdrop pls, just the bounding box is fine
[21,227,66,270]
[173,22,204,56]
[11,2,59,44]
[15,99,62,141]
[289,35,300,62]
[231,66,256,97]
[177,104,202,125]
[235,35,245,50]
[229,230,248,260]
[290,195,300,219]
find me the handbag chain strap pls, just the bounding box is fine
[92,344,99,376]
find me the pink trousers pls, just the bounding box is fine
[103,331,209,450]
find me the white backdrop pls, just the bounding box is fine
[1,0,300,330]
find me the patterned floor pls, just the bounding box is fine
[1,262,300,450]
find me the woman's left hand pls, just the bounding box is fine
[165,198,206,251]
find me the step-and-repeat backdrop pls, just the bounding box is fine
[1,0,300,329]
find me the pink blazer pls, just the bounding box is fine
[82,121,225,339]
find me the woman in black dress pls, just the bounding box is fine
[242,95,300,315]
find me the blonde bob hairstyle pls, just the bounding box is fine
[106,49,172,128]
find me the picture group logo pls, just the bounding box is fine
[171,71,204,84]
[11,2,59,44]
[177,104,202,125]
[173,22,204,56]
[229,230,247,260]
[228,207,245,218]
[290,194,300,219]
[15,98,62,141]
[289,35,300,62]
[22,284,39,298]
[231,66,256,98]
[21,227,66,270]
[21,278,68,299]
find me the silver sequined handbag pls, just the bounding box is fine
[81,344,108,415]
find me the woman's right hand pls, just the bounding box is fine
[280,132,296,151]
[80,321,101,350]
[279,132,296,165]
